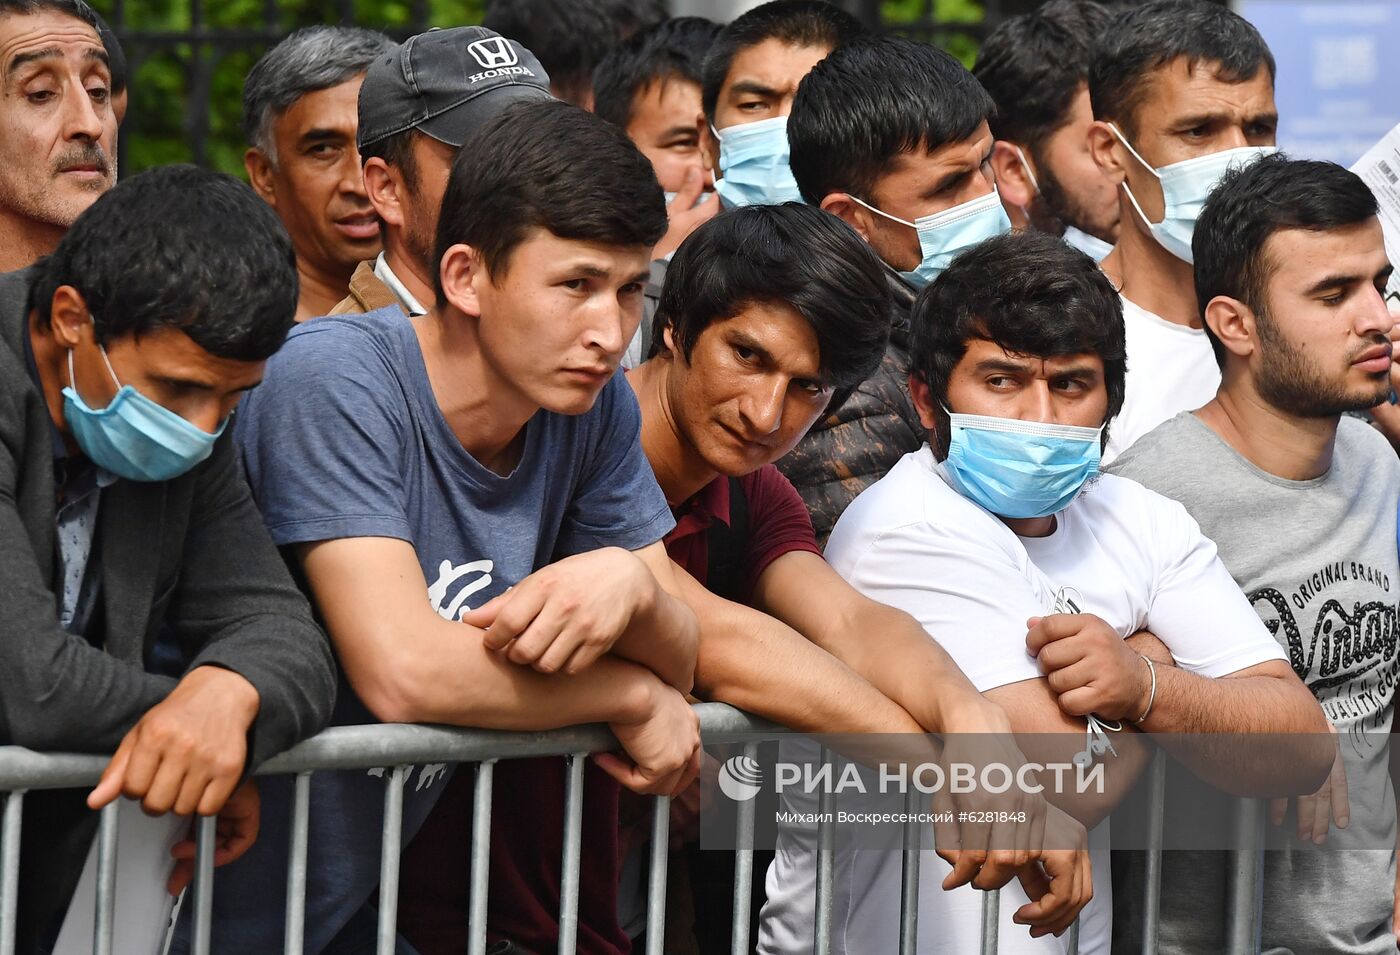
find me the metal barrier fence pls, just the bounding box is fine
[0,705,1263,955]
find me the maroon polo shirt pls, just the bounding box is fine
[663,464,822,600]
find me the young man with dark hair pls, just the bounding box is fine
[782,34,1009,543]
[640,204,1091,953]
[192,100,700,955]
[336,26,551,318]
[1085,0,1279,461]
[701,0,864,210]
[1111,155,1400,955]
[0,0,118,273]
[242,26,395,320]
[482,0,619,108]
[3,164,337,955]
[594,17,723,270]
[763,230,1330,955]
[973,0,1119,258]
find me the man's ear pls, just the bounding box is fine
[821,192,877,243]
[363,158,406,230]
[701,118,720,174]
[48,286,93,348]
[1203,295,1258,363]
[990,140,1036,212]
[439,244,485,319]
[1087,120,1127,185]
[244,148,277,206]
[907,373,941,431]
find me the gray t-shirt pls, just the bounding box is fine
[1110,411,1400,955]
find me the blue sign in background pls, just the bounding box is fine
[1234,1,1400,167]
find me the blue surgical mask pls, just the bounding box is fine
[1109,123,1275,264]
[712,116,802,208]
[850,189,1012,289]
[1062,226,1114,262]
[941,410,1103,519]
[62,339,225,482]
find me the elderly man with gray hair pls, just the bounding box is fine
[243,26,394,320]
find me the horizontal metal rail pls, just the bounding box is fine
[0,705,1217,955]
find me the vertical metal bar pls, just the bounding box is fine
[1224,798,1265,955]
[1140,750,1167,955]
[191,814,217,955]
[897,787,920,955]
[93,801,120,955]
[468,761,495,955]
[730,741,760,955]
[376,766,409,955]
[814,747,836,955]
[557,754,587,955]
[979,890,1000,955]
[1067,918,1081,955]
[284,772,312,955]
[1,791,25,955]
[644,795,671,955]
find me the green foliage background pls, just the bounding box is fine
[88,0,983,178]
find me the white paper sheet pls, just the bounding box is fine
[1352,122,1400,297]
[51,800,187,955]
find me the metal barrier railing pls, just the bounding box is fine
[0,707,1260,955]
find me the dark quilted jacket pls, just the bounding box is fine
[776,271,925,547]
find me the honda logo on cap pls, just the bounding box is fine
[467,36,518,70]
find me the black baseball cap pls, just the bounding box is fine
[357,26,553,150]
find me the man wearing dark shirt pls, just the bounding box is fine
[1,164,336,953]
[628,204,1092,945]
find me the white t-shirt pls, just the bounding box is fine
[757,447,1285,955]
[1102,296,1220,465]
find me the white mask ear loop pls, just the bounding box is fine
[1106,123,1166,233]
[845,193,917,230]
[67,319,123,393]
[1012,144,1041,195]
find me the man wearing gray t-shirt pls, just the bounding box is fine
[1111,155,1400,954]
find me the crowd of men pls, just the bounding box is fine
[0,0,1396,952]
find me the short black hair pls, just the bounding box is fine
[701,0,865,121]
[909,230,1126,451]
[0,0,97,28]
[1194,153,1380,367]
[788,35,994,204]
[594,17,722,129]
[1089,0,1275,136]
[483,0,620,107]
[595,0,669,40]
[435,99,667,294]
[30,165,297,362]
[973,0,1113,150]
[655,203,891,390]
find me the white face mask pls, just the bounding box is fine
[1109,123,1276,264]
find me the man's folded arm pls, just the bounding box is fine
[297,535,677,729]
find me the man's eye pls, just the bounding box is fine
[987,376,1014,388]
[737,101,766,112]
[1321,292,1346,306]
[1055,379,1087,394]
[797,380,826,397]
[27,89,55,104]
[562,279,587,291]
[735,345,757,363]
[620,282,644,296]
